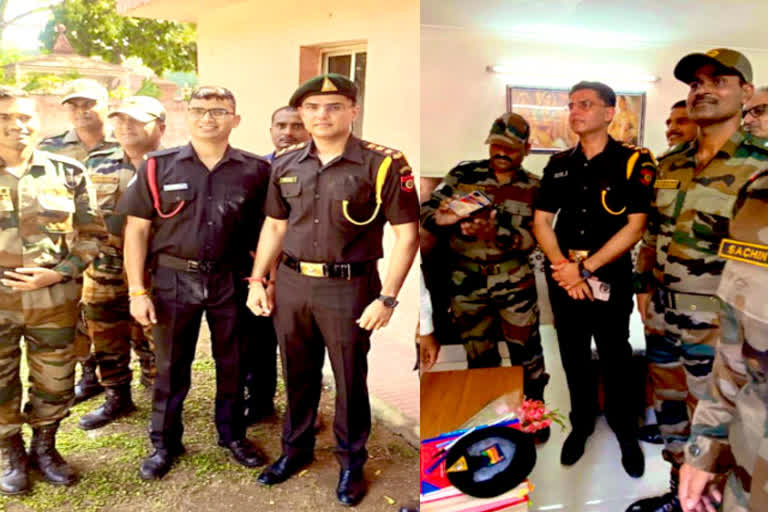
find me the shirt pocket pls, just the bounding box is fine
[685,184,737,242]
[654,188,680,218]
[90,174,120,213]
[503,202,533,229]
[331,176,375,227]
[601,184,628,216]
[160,187,195,214]
[37,189,75,234]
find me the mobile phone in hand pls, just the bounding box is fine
[447,190,492,217]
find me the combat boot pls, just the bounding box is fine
[74,359,104,404]
[0,433,29,495]
[78,384,137,430]
[29,424,77,486]
[625,467,681,512]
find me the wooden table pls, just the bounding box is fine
[420,366,523,440]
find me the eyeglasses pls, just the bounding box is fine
[567,100,606,112]
[187,107,234,119]
[743,104,768,119]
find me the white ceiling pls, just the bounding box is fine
[422,0,768,49]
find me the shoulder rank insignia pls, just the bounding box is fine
[274,141,307,158]
[363,141,404,159]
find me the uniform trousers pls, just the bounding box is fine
[274,262,380,470]
[149,265,243,449]
[547,274,636,438]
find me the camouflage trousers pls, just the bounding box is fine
[644,288,719,467]
[0,279,80,440]
[80,260,155,388]
[697,303,768,512]
[449,262,546,394]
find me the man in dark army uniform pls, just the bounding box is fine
[420,113,549,439]
[118,86,267,480]
[533,81,656,479]
[247,73,419,506]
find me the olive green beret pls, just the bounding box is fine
[289,73,358,108]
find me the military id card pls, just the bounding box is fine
[586,276,611,301]
[447,190,492,217]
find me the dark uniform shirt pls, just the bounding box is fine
[117,144,270,263]
[265,136,419,263]
[536,136,657,282]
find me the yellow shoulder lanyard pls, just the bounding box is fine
[342,156,391,226]
[600,150,638,216]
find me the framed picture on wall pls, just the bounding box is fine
[506,86,646,153]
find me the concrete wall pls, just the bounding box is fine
[421,26,768,178]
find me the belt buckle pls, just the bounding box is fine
[340,263,352,280]
[568,250,590,263]
[299,261,325,278]
[186,260,199,273]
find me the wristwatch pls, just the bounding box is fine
[377,295,399,308]
[578,261,593,280]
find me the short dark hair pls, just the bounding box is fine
[671,99,687,110]
[569,81,616,107]
[0,86,29,100]
[189,86,236,112]
[271,105,298,123]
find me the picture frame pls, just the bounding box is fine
[506,86,646,154]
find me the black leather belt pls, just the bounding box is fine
[281,253,374,280]
[654,286,721,313]
[156,254,226,274]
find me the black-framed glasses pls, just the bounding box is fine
[187,107,234,119]
[743,104,768,119]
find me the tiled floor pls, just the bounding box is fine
[428,311,671,511]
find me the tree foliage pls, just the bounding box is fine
[39,0,197,75]
[0,0,55,44]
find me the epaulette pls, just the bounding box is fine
[657,140,691,161]
[88,145,122,161]
[146,147,183,159]
[743,133,768,155]
[39,131,67,144]
[274,141,308,159]
[238,149,270,163]
[361,141,405,159]
[41,150,84,170]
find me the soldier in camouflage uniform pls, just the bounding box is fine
[39,79,119,405]
[420,113,549,427]
[0,87,101,494]
[676,162,768,512]
[629,49,762,512]
[77,97,165,431]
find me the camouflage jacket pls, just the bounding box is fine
[85,146,139,241]
[686,168,768,510]
[39,129,119,164]
[420,160,539,262]
[0,150,102,278]
[635,130,768,294]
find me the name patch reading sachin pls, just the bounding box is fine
[718,238,768,268]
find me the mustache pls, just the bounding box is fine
[491,154,514,163]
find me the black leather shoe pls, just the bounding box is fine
[619,438,645,478]
[560,430,590,466]
[257,454,313,485]
[73,363,104,405]
[79,385,136,431]
[0,434,29,495]
[218,439,266,468]
[534,426,551,444]
[337,468,366,506]
[139,445,185,481]
[637,424,663,444]
[29,424,76,486]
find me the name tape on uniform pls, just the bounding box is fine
[718,238,768,268]
[654,179,680,189]
[163,183,189,191]
[0,186,12,211]
[278,176,298,184]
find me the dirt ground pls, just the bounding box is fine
[0,336,419,512]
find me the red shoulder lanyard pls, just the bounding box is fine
[147,157,185,218]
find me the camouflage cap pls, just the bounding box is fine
[485,112,530,147]
[289,73,358,108]
[61,78,109,104]
[674,48,753,84]
[109,95,166,123]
